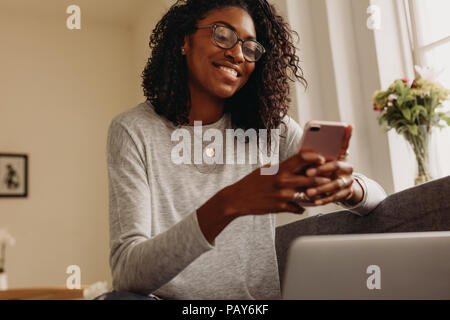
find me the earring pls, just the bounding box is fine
[181,48,186,55]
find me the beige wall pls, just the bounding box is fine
[0,0,292,290]
[0,3,166,288]
[132,1,172,104]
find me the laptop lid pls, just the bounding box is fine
[282,231,450,300]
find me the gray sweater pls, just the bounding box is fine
[106,102,387,299]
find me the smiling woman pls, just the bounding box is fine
[142,0,306,134]
[105,0,387,300]
[183,7,257,113]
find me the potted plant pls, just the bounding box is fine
[372,66,450,185]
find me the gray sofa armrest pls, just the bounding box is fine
[275,175,450,284]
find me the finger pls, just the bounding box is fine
[279,201,306,214]
[305,175,354,198]
[305,161,353,177]
[276,175,331,189]
[312,187,353,206]
[338,125,352,160]
[293,152,326,173]
[282,151,325,173]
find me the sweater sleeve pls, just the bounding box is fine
[106,119,214,295]
[336,173,387,216]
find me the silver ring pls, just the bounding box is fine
[338,176,350,188]
[292,191,310,203]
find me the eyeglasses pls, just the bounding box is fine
[196,24,266,62]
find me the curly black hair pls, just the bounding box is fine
[142,0,307,149]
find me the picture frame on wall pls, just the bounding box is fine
[0,153,28,198]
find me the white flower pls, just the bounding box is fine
[0,229,15,247]
[415,65,444,82]
[388,94,398,101]
[387,101,393,107]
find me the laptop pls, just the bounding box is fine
[282,231,450,299]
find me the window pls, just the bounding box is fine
[404,0,450,179]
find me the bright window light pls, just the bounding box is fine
[413,0,450,46]
[409,0,450,179]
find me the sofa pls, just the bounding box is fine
[96,175,450,299]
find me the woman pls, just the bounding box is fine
[106,0,387,300]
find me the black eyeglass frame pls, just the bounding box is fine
[196,24,266,62]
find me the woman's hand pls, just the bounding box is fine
[198,151,332,243]
[303,160,364,206]
[221,151,332,218]
[197,152,362,244]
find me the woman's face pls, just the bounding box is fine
[183,6,257,100]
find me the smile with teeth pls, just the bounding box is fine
[217,65,238,78]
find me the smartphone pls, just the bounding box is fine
[298,120,353,162]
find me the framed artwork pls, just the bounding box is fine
[0,153,28,198]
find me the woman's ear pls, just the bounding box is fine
[181,34,190,55]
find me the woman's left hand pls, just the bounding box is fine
[302,160,363,206]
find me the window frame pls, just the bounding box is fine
[403,0,450,74]
[401,0,450,181]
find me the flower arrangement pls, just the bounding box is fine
[372,66,450,185]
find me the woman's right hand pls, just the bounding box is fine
[197,151,331,244]
[221,151,331,218]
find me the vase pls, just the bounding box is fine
[403,125,433,185]
[0,272,7,290]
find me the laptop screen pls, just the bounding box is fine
[282,231,450,299]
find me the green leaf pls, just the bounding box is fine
[400,107,411,121]
[407,124,418,135]
[414,105,427,114]
[430,92,439,111]
[404,94,415,102]
[375,91,390,100]
[390,118,408,130]
[411,105,427,122]
[395,81,405,96]
[443,116,450,126]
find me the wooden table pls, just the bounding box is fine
[0,286,88,300]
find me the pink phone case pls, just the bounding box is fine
[299,120,352,161]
